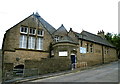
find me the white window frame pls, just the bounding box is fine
[29,28,36,35]
[36,37,43,50]
[19,35,27,48]
[54,36,59,42]
[37,30,44,36]
[28,36,36,49]
[20,27,28,34]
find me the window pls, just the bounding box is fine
[37,30,44,36]
[19,35,27,48]
[20,27,28,34]
[86,43,89,52]
[54,36,59,42]
[104,47,109,54]
[36,37,43,50]
[90,44,93,53]
[28,36,35,49]
[104,47,106,54]
[29,28,36,35]
[107,48,109,54]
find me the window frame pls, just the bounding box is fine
[37,29,44,36]
[20,27,28,34]
[29,28,36,35]
[54,36,59,42]
[19,35,27,48]
[28,36,36,49]
[86,43,89,53]
[36,37,43,50]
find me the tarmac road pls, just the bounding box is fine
[31,61,119,82]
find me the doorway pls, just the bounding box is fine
[71,54,76,70]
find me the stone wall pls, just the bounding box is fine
[2,63,13,81]
[104,47,117,63]
[2,15,53,52]
[2,15,53,67]
[3,50,49,67]
[24,57,71,77]
[77,40,117,67]
[52,43,78,58]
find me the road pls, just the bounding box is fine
[31,61,119,82]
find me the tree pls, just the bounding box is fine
[105,33,113,44]
[105,33,120,59]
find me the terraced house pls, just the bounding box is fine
[2,12,118,80]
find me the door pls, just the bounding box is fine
[71,55,76,69]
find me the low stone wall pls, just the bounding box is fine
[76,62,87,68]
[24,57,71,77]
[3,63,14,81]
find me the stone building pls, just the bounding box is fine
[2,12,118,80]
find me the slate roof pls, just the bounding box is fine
[53,24,68,36]
[75,30,115,48]
[58,35,78,44]
[34,12,56,34]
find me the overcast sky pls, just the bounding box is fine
[0,0,119,49]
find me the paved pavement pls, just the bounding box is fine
[31,61,119,82]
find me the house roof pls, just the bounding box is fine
[58,35,78,44]
[53,24,68,36]
[75,30,115,48]
[34,12,56,34]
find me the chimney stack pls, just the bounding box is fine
[97,30,105,39]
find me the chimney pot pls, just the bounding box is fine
[70,28,72,31]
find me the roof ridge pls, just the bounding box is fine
[82,30,103,38]
[58,24,68,31]
[52,24,68,34]
[34,12,56,34]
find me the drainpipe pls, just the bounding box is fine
[102,45,104,64]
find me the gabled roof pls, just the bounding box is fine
[53,24,68,36]
[76,30,115,48]
[34,12,56,34]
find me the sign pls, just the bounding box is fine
[59,51,68,56]
[80,47,86,53]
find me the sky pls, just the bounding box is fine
[0,0,119,49]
